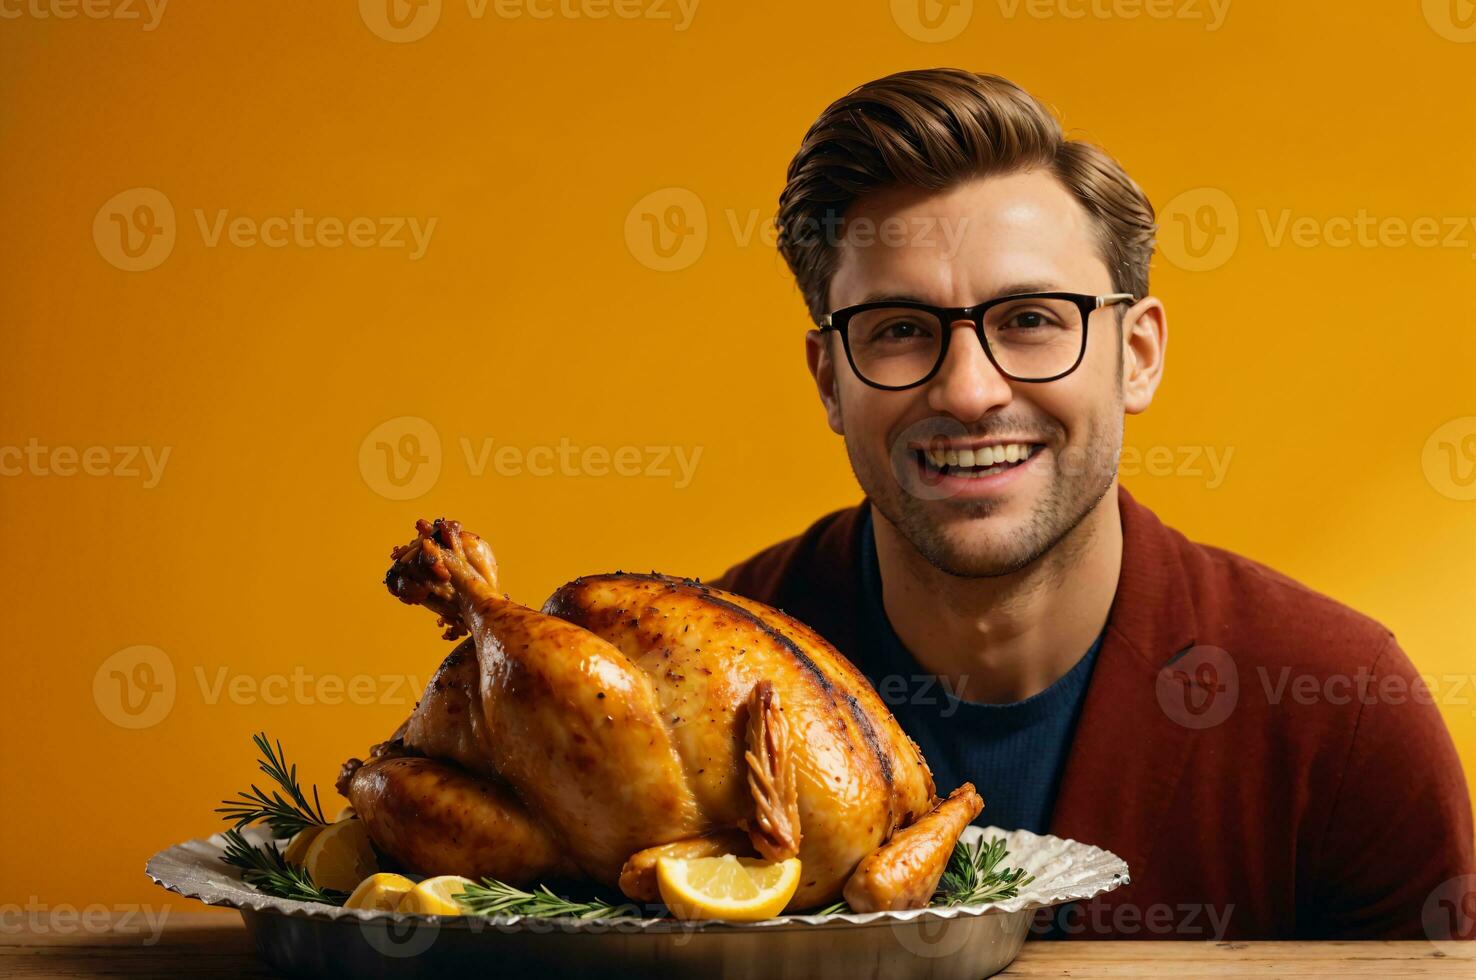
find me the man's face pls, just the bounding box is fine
[812,170,1130,578]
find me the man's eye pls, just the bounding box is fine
[874,319,930,341]
[1002,309,1054,330]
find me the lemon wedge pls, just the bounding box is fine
[396,875,478,916]
[344,872,416,912]
[280,825,323,867]
[656,855,801,921]
[301,817,377,893]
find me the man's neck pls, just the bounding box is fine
[873,486,1123,704]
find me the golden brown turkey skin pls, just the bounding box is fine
[355,520,971,914]
[545,572,937,909]
[346,755,573,884]
[384,522,704,885]
[400,639,499,780]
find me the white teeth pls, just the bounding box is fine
[920,443,1036,472]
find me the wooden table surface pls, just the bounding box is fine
[1,911,1468,978]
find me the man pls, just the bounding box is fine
[711,68,1473,940]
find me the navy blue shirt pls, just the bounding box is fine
[858,508,1102,834]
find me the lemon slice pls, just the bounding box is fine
[344,872,416,912]
[301,817,377,893]
[657,854,801,921]
[280,825,323,867]
[396,875,477,916]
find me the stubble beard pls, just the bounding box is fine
[846,403,1123,579]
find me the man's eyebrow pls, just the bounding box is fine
[851,280,1063,307]
[854,290,930,305]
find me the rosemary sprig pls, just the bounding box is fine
[455,879,641,919]
[219,829,348,906]
[933,836,1035,906]
[215,732,330,838]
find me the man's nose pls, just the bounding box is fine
[925,321,1013,421]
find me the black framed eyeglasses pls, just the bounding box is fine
[820,291,1135,390]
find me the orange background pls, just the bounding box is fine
[2,1,1474,911]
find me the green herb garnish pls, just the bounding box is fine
[215,732,331,837]
[219,828,348,906]
[813,836,1035,915]
[932,835,1035,906]
[215,733,342,904]
[454,879,641,919]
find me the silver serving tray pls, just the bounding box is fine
[147,825,1128,979]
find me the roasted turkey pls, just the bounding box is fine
[338,518,983,912]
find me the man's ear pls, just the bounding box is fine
[805,329,845,434]
[1120,297,1167,415]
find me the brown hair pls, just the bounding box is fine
[777,68,1157,324]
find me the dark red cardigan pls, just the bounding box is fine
[711,485,1474,940]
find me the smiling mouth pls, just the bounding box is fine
[914,442,1044,479]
